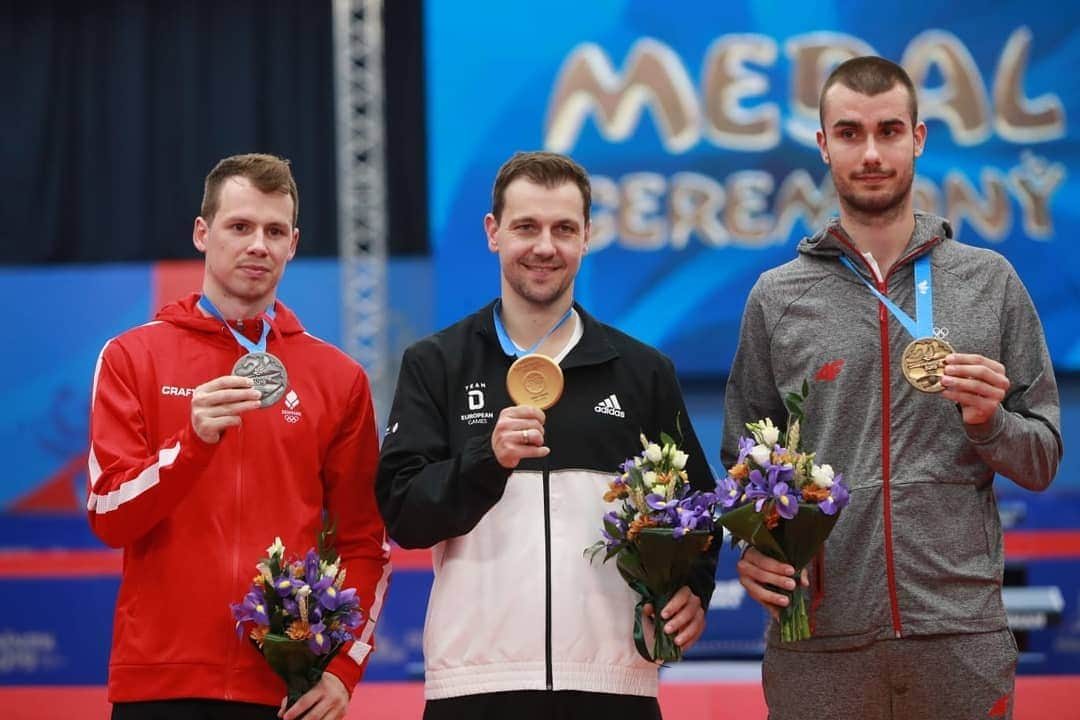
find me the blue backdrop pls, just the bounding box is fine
[425,0,1079,374]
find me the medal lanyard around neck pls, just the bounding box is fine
[197,295,277,354]
[838,254,933,339]
[493,301,573,358]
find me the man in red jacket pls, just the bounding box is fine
[88,153,390,720]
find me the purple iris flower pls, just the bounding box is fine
[746,469,773,511]
[736,436,756,464]
[304,551,322,585]
[771,481,800,520]
[341,609,364,630]
[716,476,744,508]
[307,622,331,654]
[645,493,676,511]
[310,574,334,593]
[618,458,636,474]
[819,475,851,515]
[231,589,270,635]
[318,585,358,612]
[601,511,627,545]
[767,462,795,487]
[283,597,299,617]
[672,506,706,538]
[273,575,298,598]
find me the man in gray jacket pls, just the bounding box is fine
[724,56,1062,719]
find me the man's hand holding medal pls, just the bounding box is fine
[493,354,563,469]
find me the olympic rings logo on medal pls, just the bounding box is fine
[933,326,950,339]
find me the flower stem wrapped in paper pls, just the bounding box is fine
[587,429,718,664]
[716,379,850,642]
[230,521,364,708]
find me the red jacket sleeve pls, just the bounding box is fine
[322,366,391,690]
[86,339,216,548]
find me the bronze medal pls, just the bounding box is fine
[900,337,954,393]
[506,354,564,410]
[233,351,289,407]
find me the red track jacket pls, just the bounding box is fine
[87,293,390,706]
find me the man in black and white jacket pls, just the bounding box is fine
[376,151,718,720]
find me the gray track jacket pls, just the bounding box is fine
[722,212,1062,651]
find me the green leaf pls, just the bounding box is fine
[317,515,339,564]
[659,431,676,447]
[717,504,786,562]
[718,503,840,572]
[775,504,840,572]
[261,634,324,708]
[622,528,711,597]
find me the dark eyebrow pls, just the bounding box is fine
[831,119,862,131]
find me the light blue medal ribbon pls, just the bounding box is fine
[839,254,933,339]
[493,301,573,358]
[197,295,276,353]
[198,295,287,406]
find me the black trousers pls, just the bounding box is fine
[423,690,663,720]
[111,699,279,720]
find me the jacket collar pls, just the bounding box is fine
[797,211,952,278]
[474,299,619,368]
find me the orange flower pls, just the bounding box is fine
[627,515,658,541]
[249,625,269,647]
[286,620,313,641]
[763,504,781,530]
[603,481,628,503]
[801,484,830,503]
[728,463,749,480]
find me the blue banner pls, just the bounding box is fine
[425,0,1080,373]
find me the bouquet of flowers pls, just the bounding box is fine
[716,376,850,642]
[231,524,364,708]
[587,430,717,664]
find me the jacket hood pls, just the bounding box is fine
[797,210,953,265]
[153,292,306,338]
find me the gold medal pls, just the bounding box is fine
[506,354,564,409]
[901,337,954,393]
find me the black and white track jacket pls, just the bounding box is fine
[376,300,717,700]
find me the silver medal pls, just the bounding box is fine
[233,352,288,407]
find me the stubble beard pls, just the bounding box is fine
[834,159,916,226]
[507,272,572,309]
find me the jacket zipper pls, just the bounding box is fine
[828,231,942,639]
[224,347,244,699]
[879,238,942,638]
[543,465,553,690]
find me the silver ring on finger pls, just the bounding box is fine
[521,429,529,444]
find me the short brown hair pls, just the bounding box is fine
[201,153,299,225]
[819,56,919,129]
[491,151,592,223]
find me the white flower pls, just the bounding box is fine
[266,537,285,558]
[757,418,780,446]
[811,463,835,488]
[749,444,772,467]
[672,450,689,470]
[645,444,663,464]
[643,471,658,487]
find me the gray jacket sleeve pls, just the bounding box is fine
[722,278,787,470]
[963,265,1063,491]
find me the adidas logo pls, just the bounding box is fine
[594,394,626,418]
